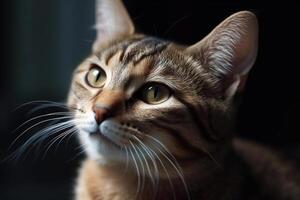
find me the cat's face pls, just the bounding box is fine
[68,36,217,163]
[67,0,258,177]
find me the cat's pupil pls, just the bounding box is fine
[93,70,100,82]
[141,84,170,104]
[150,86,159,99]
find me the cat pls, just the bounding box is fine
[66,0,300,199]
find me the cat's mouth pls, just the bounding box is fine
[90,119,143,148]
[90,130,124,149]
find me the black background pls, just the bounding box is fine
[1,0,300,199]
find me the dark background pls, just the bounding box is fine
[1,0,300,199]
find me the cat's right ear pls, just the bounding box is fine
[92,0,135,52]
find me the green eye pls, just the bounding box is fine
[141,83,171,104]
[86,65,106,88]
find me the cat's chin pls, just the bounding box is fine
[90,131,123,149]
[78,129,128,163]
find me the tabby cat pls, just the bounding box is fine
[67,0,300,199]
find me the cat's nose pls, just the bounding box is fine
[92,90,126,124]
[92,104,111,124]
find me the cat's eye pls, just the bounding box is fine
[140,83,171,104]
[86,65,107,88]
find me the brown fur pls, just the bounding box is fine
[75,140,300,200]
[65,1,300,200]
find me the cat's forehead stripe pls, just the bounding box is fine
[91,36,213,95]
[101,37,142,66]
[121,37,169,65]
[100,36,169,67]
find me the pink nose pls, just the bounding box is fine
[92,105,110,124]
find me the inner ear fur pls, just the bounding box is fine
[186,11,258,100]
[93,0,135,52]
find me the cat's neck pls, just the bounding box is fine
[76,154,245,200]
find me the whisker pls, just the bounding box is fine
[147,145,176,200]
[152,143,190,200]
[12,112,75,134]
[136,145,154,185]
[8,116,77,149]
[54,128,78,152]
[145,134,190,200]
[9,116,75,150]
[8,118,83,162]
[142,146,160,200]
[200,146,222,169]
[33,118,84,152]
[66,143,87,163]
[28,104,69,114]
[65,127,79,147]
[133,136,159,196]
[145,134,188,173]
[163,15,190,37]
[121,145,129,176]
[7,121,70,162]
[131,141,146,193]
[17,120,76,157]
[13,100,72,112]
[42,127,78,159]
[129,141,141,199]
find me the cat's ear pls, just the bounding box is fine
[186,11,258,100]
[92,0,135,52]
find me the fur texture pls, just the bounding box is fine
[65,1,300,199]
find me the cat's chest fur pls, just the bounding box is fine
[75,139,300,200]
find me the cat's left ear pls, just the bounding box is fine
[93,0,135,52]
[186,11,258,100]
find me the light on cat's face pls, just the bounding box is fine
[67,8,258,172]
[66,0,258,184]
[67,53,197,164]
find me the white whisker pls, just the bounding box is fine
[8,118,84,162]
[129,141,141,199]
[145,134,190,200]
[13,100,72,112]
[12,112,75,134]
[131,141,146,192]
[121,145,129,176]
[133,135,159,195]
[147,145,176,200]
[9,116,75,151]
[42,127,78,158]
[13,121,75,160]
[66,143,87,163]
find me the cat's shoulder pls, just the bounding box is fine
[232,138,300,200]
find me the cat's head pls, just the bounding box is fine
[67,0,258,174]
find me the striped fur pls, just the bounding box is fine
[66,1,300,200]
[69,33,240,199]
